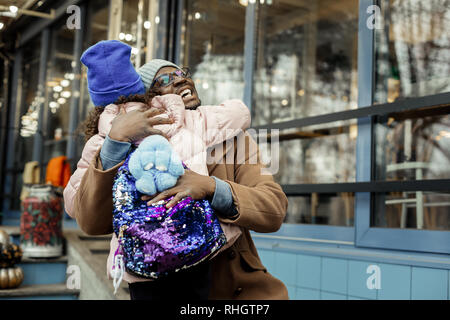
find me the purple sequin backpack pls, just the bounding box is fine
[111,150,226,292]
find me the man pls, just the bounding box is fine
[73,59,289,300]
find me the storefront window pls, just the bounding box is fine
[181,0,246,105]
[8,37,42,210]
[252,0,359,126]
[274,121,357,185]
[373,111,450,230]
[286,193,355,226]
[373,191,450,230]
[121,0,148,67]
[44,19,75,164]
[274,119,357,227]
[86,0,109,47]
[374,0,450,103]
[252,1,359,226]
[121,0,165,67]
[373,0,450,230]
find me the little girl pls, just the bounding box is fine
[63,40,250,299]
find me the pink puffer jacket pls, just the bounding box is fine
[63,93,251,283]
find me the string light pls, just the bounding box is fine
[49,101,59,109]
[61,91,71,98]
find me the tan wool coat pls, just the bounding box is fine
[73,131,289,300]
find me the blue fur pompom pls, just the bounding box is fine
[129,135,184,195]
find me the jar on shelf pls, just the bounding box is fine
[20,185,63,258]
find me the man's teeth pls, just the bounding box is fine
[180,89,192,98]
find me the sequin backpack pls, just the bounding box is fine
[111,136,226,292]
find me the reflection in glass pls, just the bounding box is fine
[373,192,450,230]
[252,0,359,126]
[286,193,355,226]
[375,0,450,103]
[375,110,450,181]
[121,0,147,67]
[10,38,42,210]
[86,0,109,47]
[374,108,450,230]
[181,0,246,105]
[44,19,75,163]
[273,120,357,185]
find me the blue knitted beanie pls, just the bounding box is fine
[80,40,145,107]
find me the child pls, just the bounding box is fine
[63,40,250,299]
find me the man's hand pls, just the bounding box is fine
[141,170,216,208]
[109,106,174,143]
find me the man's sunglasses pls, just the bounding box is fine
[150,67,191,89]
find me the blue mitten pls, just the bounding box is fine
[129,135,184,195]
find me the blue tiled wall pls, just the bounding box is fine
[257,249,450,300]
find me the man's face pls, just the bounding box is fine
[152,66,201,110]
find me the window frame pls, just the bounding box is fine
[174,0,450,254]
[354,0,450,255]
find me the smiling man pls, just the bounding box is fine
[139,60,201,110]
[72,58,289,300]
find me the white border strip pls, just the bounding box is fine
[252,234,355,246]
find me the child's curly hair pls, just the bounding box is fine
[79,88,161,142]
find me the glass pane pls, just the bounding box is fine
[252,0,359,126]
[268,120,357,184]
[375,109,450,181]
[373,107,450,230]
[374,0,450,103]
[44,19,75,163]
[286,194,355,226]
[10,37,42,210]
[119,0,143,65]
[181,0,246,105]
[120,0,166,66]
[87,0,109,47]
[373,192,450,230]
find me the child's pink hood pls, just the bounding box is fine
[63,94,250,218]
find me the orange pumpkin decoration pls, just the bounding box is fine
[0,229,24,289]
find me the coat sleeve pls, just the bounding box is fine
[72,148,123,235]
[63,135,104,218]
[219,131,288,233]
